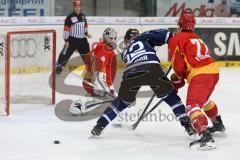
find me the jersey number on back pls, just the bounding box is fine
[190,38,211,61]
[125,41,146,63]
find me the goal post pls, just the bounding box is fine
[0,30,56,116]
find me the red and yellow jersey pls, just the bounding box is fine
[168,31,219,83]
[84,41,117,86]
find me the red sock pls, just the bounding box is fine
[203,101,218,122]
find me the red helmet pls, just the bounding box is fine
[73,0,81,6]
[178,12,196,31]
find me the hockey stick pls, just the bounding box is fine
[142,66,172,118]
[86,100,112,109]
[141,98,165,119]
[131,93,155,130]
[132,65,172,130]
[112,98,165,130]
[112,66,172,130]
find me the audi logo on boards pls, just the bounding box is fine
[11,38,38,58]
[10,36,51,59]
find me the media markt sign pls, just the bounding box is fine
[0,0,55,16]
[157,0,239,17]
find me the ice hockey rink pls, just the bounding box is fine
[0,67,239,160]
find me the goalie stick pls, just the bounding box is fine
[85,100,112,109]
[112,65,172,130]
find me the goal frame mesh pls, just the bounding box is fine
[4,30,56,116]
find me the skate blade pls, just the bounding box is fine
[190,142,217,150]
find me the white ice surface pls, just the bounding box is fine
[0,68,240,160]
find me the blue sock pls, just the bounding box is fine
[163,92,187,121]
[97,98,130,127]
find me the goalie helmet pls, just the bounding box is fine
[124,28,140,42]
[178,12,196,31]
[73,0,81,6]
[102,27,117,47]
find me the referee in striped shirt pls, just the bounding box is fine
[56,0,92,75]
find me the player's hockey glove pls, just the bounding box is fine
[170,73,185,93]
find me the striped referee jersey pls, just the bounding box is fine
[63,12,88,40]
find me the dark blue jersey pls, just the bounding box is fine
[122,29,173,71]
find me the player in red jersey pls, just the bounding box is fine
[168,13,225,150]
[69,27,117,115]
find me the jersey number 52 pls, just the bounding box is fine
[124,41,146,63]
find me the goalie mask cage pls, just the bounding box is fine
[0,30,56,116]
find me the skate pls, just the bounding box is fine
[184,122,197,137]
[69,99,83,115]
[208,115,226,136]
[180,117,197,138]
[91,123,105,136]
[189,130,217,150]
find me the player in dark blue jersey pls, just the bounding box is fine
[91,28,195,137]
[122,29,172,71]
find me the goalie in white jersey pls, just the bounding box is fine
[69,28,117,115]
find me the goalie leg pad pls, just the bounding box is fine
[97,97,130,127]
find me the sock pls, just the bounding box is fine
[163,92,188,124]
[203,100,218,122]
[97,98,130,128]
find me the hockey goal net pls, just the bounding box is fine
[0,30,56,116]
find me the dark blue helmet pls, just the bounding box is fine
[124,28,140,42]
